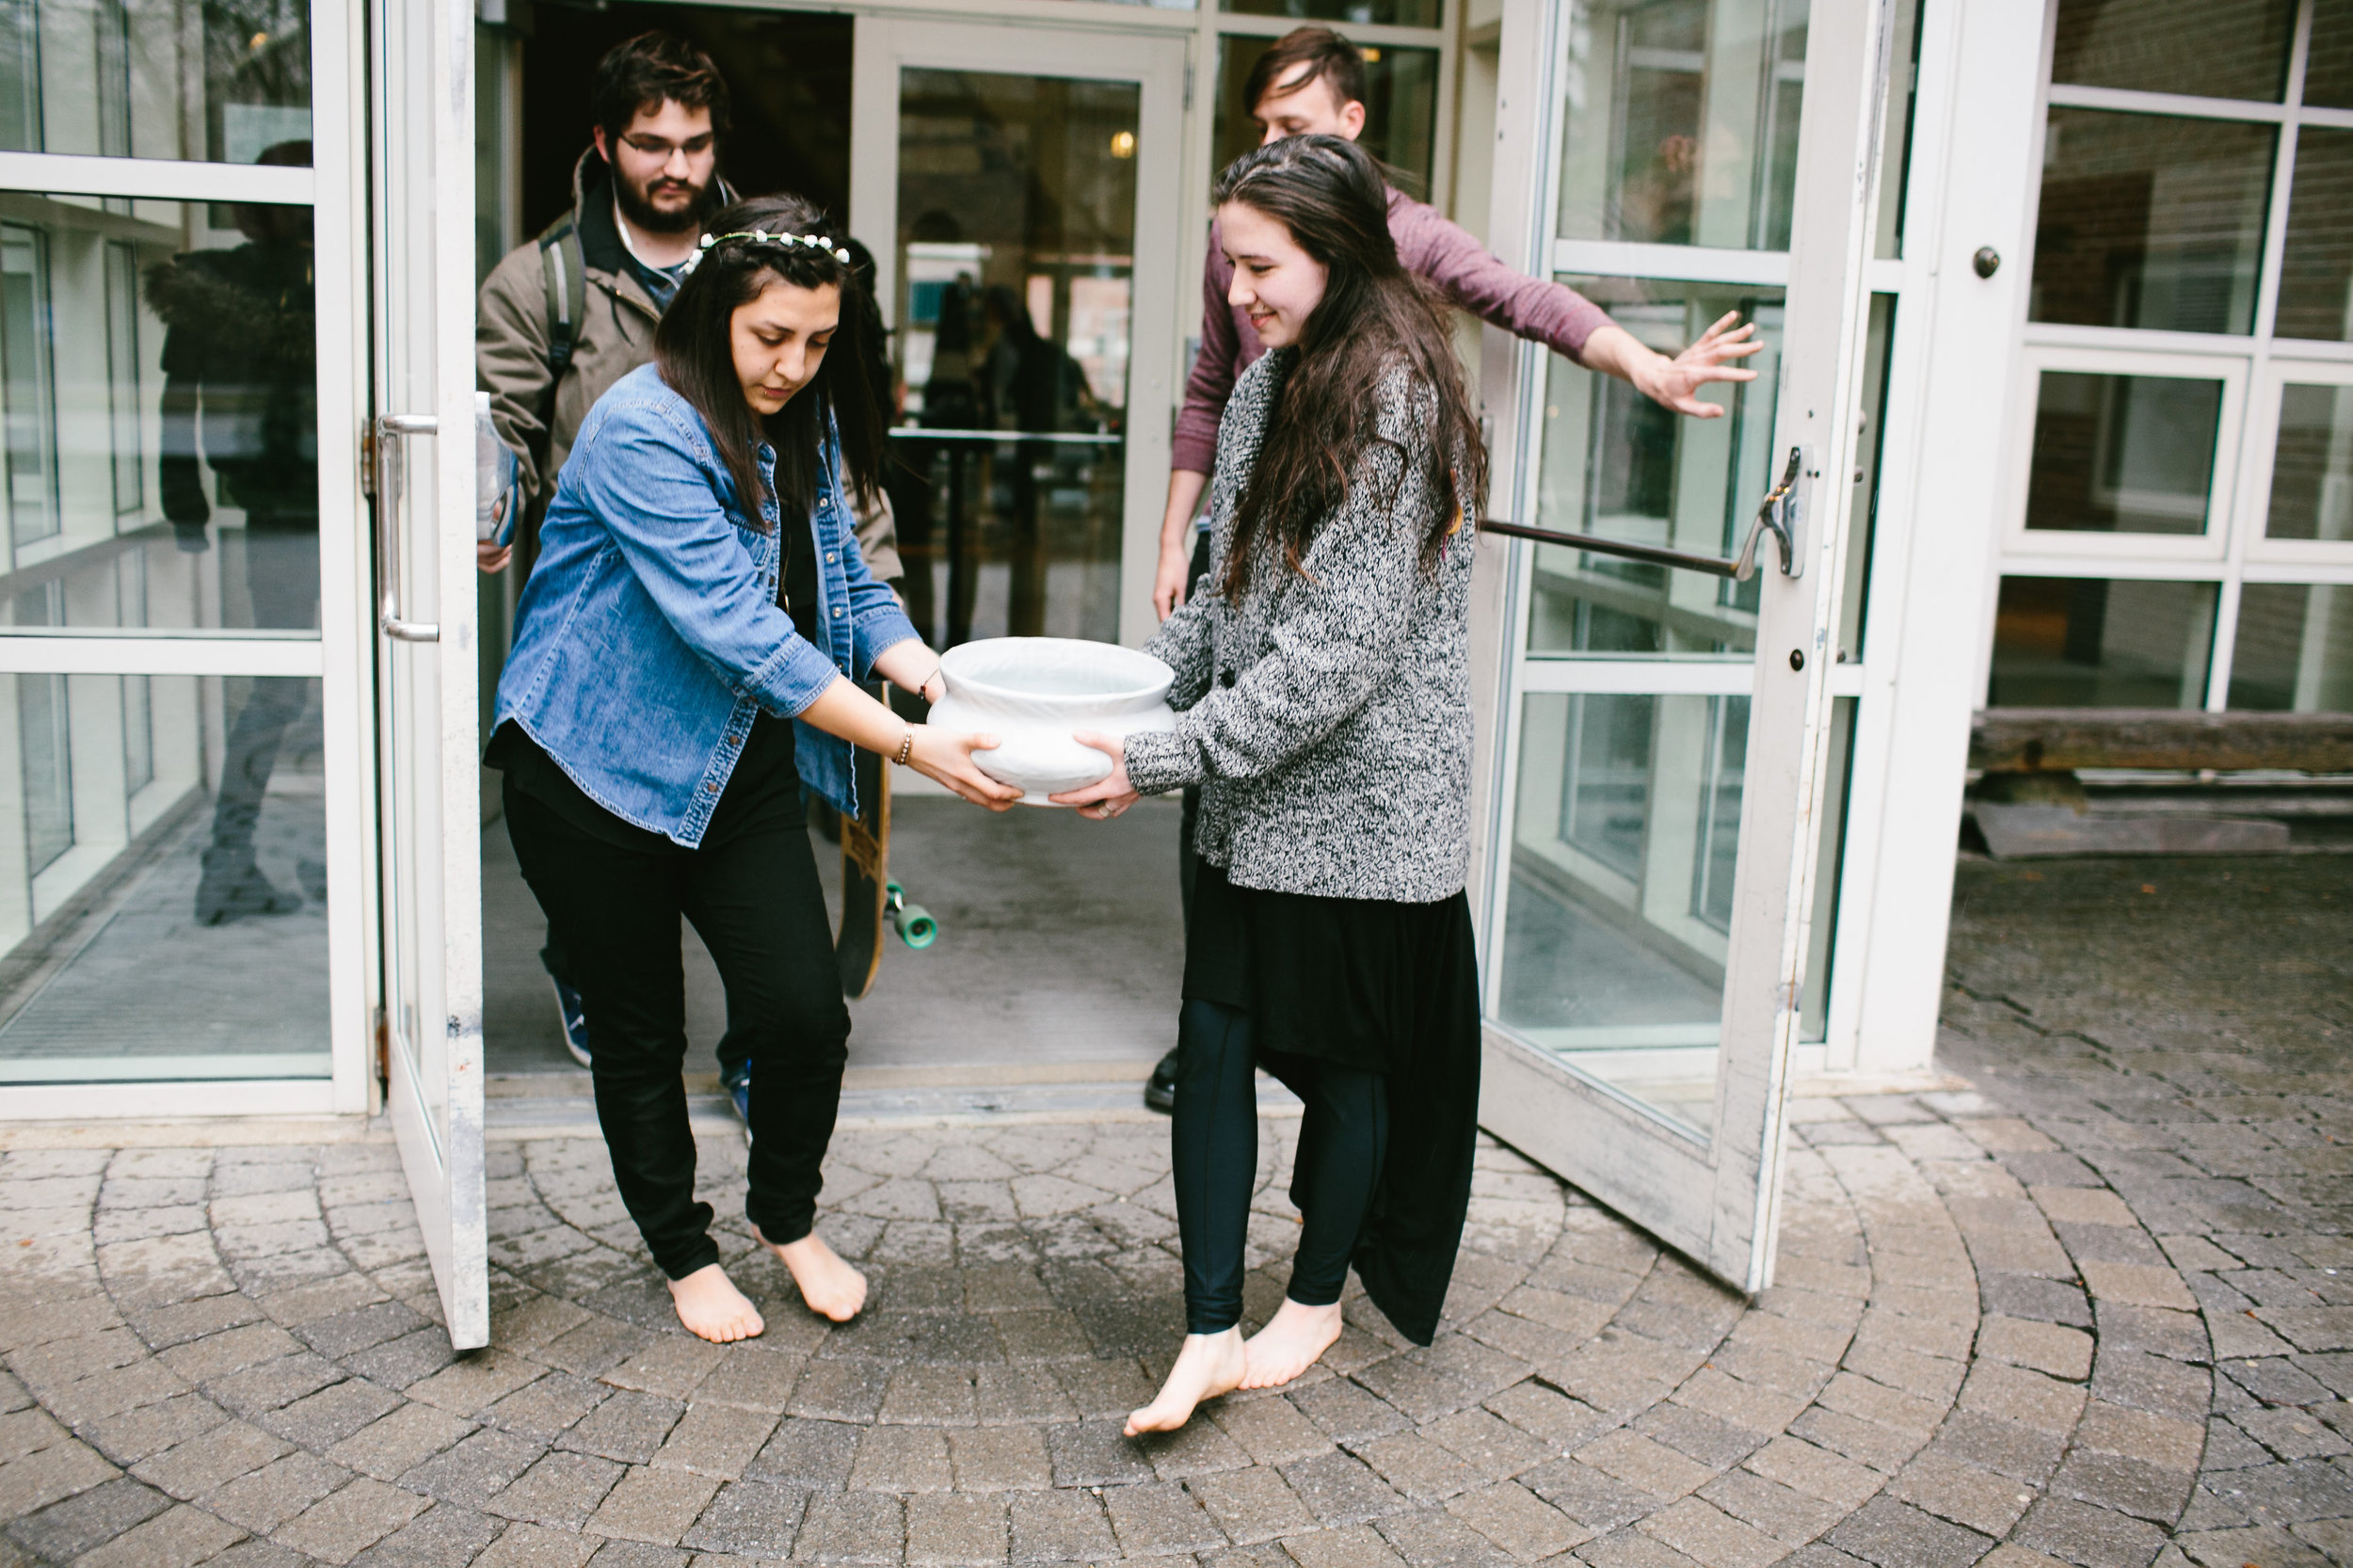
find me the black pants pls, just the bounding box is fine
[1172,999,1389,1334]
[503,775,851,1279]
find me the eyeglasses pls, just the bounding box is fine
[617,133,715,159]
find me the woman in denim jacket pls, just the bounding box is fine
[490,196,1018,1342]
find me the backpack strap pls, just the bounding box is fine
[537,214,586,392]
[521,214,587,495]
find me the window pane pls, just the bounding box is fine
[1529,278,1782,657]
[2051,0,2293,103]
[1497,691,1748,1135]
[2031,109,2273,336]
[2263,382,2353,539]
[0,193,317,635]
[1213,39,1438,199]
[1989,576,2217,707]
[2025,371,2222,536]
[1874,0,1924,260]
[2229,584,2353,710]
[0,674,328,1084]
[891,71,1135,648]
[1494,690,1856,1129]
[0,0,309,163]
[2305,3,2353,109]
[1557,0,1808,248]
[1222,0,1436,24]
[2275,128,2353,343]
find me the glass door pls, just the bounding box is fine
[847,17,1187,648]
[1478,0,1895,1290]
[370,0,487,1347]
[0,0,372,1120]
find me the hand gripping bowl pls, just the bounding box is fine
[924,637,1177,805]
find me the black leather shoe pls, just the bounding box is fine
[1144,1046,1179,1113]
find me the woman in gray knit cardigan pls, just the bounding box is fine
[1055,135,1488,1434]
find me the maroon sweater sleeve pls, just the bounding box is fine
[1390,193,1612,364]
[1171,220,1245,476]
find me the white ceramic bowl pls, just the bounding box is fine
[925,637,1177,805]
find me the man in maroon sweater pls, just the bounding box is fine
[1141,26,1757,1112]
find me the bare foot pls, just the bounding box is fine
[756,1226,868,1322]
[1125,1329,1246,1435]
[666,1263,765,1343]
[1241,1299,1342,1389]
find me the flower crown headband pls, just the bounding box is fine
[680,229,852,278]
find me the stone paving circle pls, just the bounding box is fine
[0,1087,2235,1568]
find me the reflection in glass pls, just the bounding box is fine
[1214,37,1438,197]
[1989,576,2217,707]
[1557,0,1807,249]
[1497,692,1854,1132]
[0,193,318,635]
[1874,0,1923,260]
[2276,129,2353,343]
[2,224,55,549]
[2025,371,2221,536]
[2229,584,2353,711]
[1500,692,1748,1133]
[2030,110,2272,335]
[0,675,328,1083]
[2050,0,2292,103]
[2306,4,2353,110]
[0,0,309,161]
[1529,277,1782,657]
[891,70,1134,648]
[1222,0,1436,24]
[2265,383,2353,540]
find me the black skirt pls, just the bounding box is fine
[1182,859,1482,1345]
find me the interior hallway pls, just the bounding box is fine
[482,793,1186,1083]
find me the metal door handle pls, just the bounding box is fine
[1480,445,1809,583]
[374,413,441,643]
[1737,445,1805,581]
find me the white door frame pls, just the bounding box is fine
[1469,0,1896,1291]
[369,0,488,1350]
[847,17,1187,648]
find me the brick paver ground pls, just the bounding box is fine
[0,850,2340,1568]
[1940,854,2353,1568]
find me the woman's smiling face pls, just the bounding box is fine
[1219,201,1328,350]
[731,278,840,416]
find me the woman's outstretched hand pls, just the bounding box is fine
[908,727,1023,811]
[1051,732,1141,820]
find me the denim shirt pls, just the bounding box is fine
[494,362,919,844]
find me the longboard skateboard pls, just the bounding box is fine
[838,712,892,1000]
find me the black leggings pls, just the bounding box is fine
[503,776,850,1280]
[1172,999,1389,1334]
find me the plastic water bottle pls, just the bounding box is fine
[476,391,518,543]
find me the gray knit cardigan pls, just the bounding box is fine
[1123,348,1477,904]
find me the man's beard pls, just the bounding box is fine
[614,169,713,237]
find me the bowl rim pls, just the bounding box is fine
[939,636,1173,708]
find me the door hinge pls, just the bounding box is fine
[360,423,378,500]
[373,1005,390,1092]
[1183,59,1193,111]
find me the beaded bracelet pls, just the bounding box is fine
[894,728,915,767]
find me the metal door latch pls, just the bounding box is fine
[1734,446,1806,582]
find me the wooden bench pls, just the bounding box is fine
[1964,709,2353,856]
[1970,709,2353,775]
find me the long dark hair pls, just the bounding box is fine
[653,195,886,530]
[1212,136,1486,597]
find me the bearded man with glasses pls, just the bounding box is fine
[475,31,739,1080]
